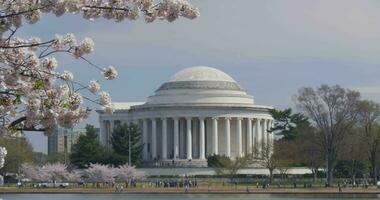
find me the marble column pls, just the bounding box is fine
[262,119,267,150]
[212,117,218,155]
[151,118,157,160]
[236,118,243,157]
[225,117,231,157]
[142,119,148,160]
[161,118,167,160]
[269,120,274,151]
[186,117,192,160]
[255,119,262,155]
[199,117,206,160]
[246,118,253,155]
[173,117,179,160]
[266,120,271,146]
[179,119,186,159]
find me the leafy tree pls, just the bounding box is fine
[275,140,298,180]
[269,108,310,140]
[294,85,360,187]
[357,100,380,185]
[255,142,277,184]
[0,137,33,174]
[334,160,367,180]
[295,126,324,182]
[103,153,129,167]
[255,140,297,184]
[207,154,250,182]
[110,123,143,166]
[338,127,368,184]
[70,125,105,168]
[32,152,48,165]
[47,152,66,164]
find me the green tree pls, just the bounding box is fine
[338,127,368,184]
[0,137,33,174]
[255,142,277,184]
[70,125,105,168]
[47,152,66,164]
[295,127,324,182]
[110,123,143,166]
[255,140,296,184]
[32,152,48,165]
[269,108,310,140]
[275,140,298,180]
[357,100,380,185]
[207,154,250,182]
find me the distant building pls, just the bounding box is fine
[47,126,87,155]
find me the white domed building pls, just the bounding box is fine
[98,66,274,167]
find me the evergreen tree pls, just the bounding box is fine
[70,125,105,168]
[110,123,143,166]
[0,137,33,174]
[269,108,310,140]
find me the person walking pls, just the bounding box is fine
[338,182,342,193]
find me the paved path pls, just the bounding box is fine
[2,187,380,194]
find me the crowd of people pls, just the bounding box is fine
[145,178,198,189]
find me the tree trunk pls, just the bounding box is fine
[350,160,356,185]
[371,151,378,185]
[312,168,318,182]
[269,169,273,185]
[326,154,335,187]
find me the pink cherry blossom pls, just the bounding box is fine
[0,0,199,166]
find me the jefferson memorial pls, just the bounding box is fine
[97,66,274,167]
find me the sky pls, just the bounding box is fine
[21,0,380,153]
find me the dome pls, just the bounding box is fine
[168,66,237,83]
[146,66,254,106]
[157,66,243,91]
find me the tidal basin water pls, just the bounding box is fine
[1,194,380,200]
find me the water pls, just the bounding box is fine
[1,194,380,200]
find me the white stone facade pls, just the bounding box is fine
[97,66,274,167]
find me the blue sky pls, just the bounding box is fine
[23,0,380,152]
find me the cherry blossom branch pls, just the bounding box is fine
[0,40,54,49]
[78,55,104,71]
[0,0,199,137]
[0,3,52,19]
[82,5,132,11]
[4,27,18,44]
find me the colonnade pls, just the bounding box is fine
[100,117,274,161]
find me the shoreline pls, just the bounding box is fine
[1,188,380,195]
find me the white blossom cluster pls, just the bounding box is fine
[0,0,199,137]
[0,35,104,134]
[20,163,145,183]
[0,0,200,33]
[0,147,6,169]
[85,163,145,183]
[20,163,79,182]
